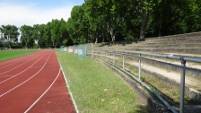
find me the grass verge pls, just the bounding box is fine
[56,51,148,113]
[0,50,39,61]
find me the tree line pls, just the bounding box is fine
[0,0,201,49]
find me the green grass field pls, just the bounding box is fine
[0,50,39,61]
[56,51,148,113]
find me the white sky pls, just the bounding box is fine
[0,0,84,27]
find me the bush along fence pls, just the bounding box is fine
[85,48,201,113]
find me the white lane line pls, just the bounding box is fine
[0,51,52,98]
[60,68,79,113]
[0,53,47,84]
[24,68,61,113]
[0,57,26,69]
[0,53,39,70]
[0,53,44,76]
[57,52,79,113]
[0,58,23,69]
[0,55,29,66]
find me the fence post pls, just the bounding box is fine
[122,52,125,70]
[106,50,108,62]
[113,51,115,66]
[85,45,87,57]
[92,44,94,59]
[97,50,98,59]
[180,59,186,113]
[101,50,103,61]
[95,50,97,59]
[138,54,141,81]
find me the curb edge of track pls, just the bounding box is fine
[60,66,79,113]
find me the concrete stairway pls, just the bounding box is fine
[102,31,201,55]
[132,36,201,54]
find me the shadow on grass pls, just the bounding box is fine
[128,104,150,113]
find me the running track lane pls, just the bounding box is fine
[0,51,44,69]
[0,50,76,113]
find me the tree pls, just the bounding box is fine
[50,19,68,47]
[186,0,201,32]
[84,0,143,43]
[44,22,52,48]
[59,19,69,46]
[147,0,190,37]
[35,24,47,48]
[20,25,34,49]
[32,24,41,48]
[67,5,88,44]
[0,25,19,49]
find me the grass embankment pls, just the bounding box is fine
[0,50,39,61]
[56,51,148,113]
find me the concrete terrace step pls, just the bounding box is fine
[145,31,201,41]
[140,39,201,45]
[145,36,201,42]
[121,44,201,49]
[131,44,201,48]
[126,48,201,54]
[103,42,201,48]
[99,46,201,54]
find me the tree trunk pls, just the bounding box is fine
[109,28,116,45]
[158,8,162,37]
[95,37,98,44]
[26,43,28,50]
[102,27,104,43]
[140,0,149,40]
[9,44,11,50]
[94,31,98,44]
[140,11,149,40]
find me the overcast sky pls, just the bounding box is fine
[0,0,84,27]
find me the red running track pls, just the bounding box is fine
[0,50,76,113]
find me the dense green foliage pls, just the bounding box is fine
[0,50,39,61]
[20,19,69,48]
[0,25,20,49]
[0,0,200,48]
[68,0,201,42]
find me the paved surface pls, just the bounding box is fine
[0,50,75,113]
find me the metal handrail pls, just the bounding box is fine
[114,50,201,63]
[88,48,201,113]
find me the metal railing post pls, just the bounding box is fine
[98,51,99,59]
[95,50,97,59]
[113,51,115,66]
[101,51,103,61]
[180,59,186,113]
[92,44,94,59]
[85,45,87,57]
[106,50,108,62]
[122,52,125,70]
[138,54,141,81]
